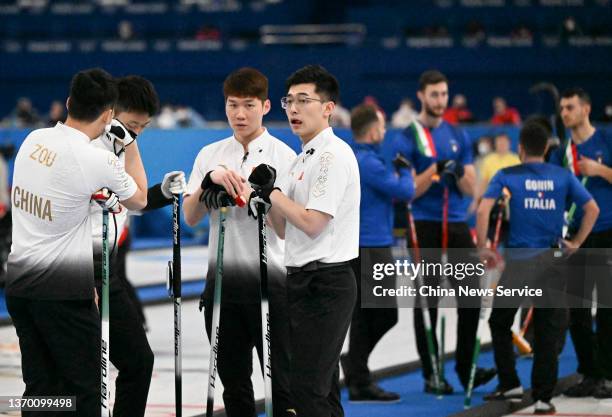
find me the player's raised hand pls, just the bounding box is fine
[102,119,136,156]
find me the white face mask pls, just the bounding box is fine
[478,142,492,156]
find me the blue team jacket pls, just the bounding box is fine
[353,143,415,247]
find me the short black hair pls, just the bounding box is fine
[116,75,160,117]
[67,68,117,122]
[519,121,549,157]
[285,65,340,103]
[418,70,448,91]
[561,87,591,105]
[350,104,379,139]
[224,67,268,102]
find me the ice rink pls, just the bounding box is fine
[0,246,610,417]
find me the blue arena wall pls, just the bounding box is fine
[1,45,611,122]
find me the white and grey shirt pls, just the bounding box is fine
[186,129,296,303]
[6,123,137,300]
[278,127,360,267]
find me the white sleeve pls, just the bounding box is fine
[186,148,208,196]
[81,148,137,200]
[304,150,348,218]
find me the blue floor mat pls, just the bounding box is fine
[260,340,577,417]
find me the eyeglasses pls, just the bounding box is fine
[280,96,325,109]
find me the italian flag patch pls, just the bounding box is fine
[563,140,580,175]
[410,120,437,158]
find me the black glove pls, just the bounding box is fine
[248,163,279,207]
[199,187,235,210]
[200,171,217,191]
[249,164,277,190]
[436,159,464,182]
[392,153,412,172]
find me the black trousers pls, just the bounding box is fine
[409,220,480,387]
[490,307,561,402]
[115,232,147,326]
[7,296,100,417]
[202,292,292,417]
[488,255,566,402]
[105,278,154,417]
[346,248,398,387]
[287,264,357,417]
[567,229,612,380]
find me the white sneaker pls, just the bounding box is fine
[534,400,556,415]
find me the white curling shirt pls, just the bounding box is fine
[6,123,137,300]
[278,127,360,268]
[186,129,296,302]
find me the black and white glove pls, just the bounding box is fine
[92,187,122,214]
[161,171,187,199]
[248,164,278,203]
[247,191,272,219]
[103,119,136,156]
[436,159,464,182]
[199,187,236,210]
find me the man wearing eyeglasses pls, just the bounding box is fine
[249,65,360,417]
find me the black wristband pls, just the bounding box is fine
[201,171,214,190]
[142,183,171,212]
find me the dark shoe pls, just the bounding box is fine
[348,384,401,403]
[533,400,556,415]
[470,367,497,390]
[593,379,612,399]
[484,385,524,401]
[564,376,600,397]
[424,375,454,395]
